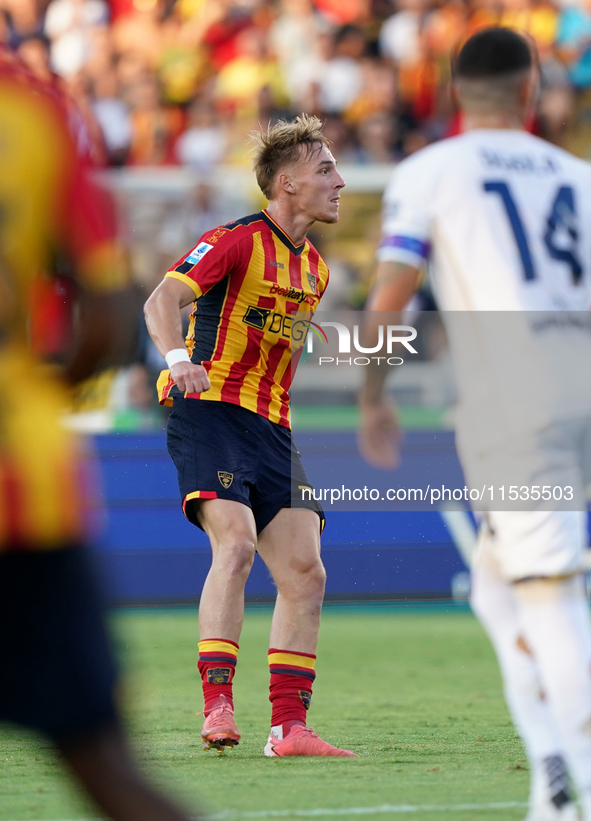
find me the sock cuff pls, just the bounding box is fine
[199,639,239,659]
[268,648,317,677]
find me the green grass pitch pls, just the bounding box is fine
[0,605,532,821]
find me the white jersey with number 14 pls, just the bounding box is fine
[379,129,591,437]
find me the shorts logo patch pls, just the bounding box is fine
[218,471,234,489]
[207,667,232,684]
[307,271,317,293]
[186,242,213,264]
[299,690,312,710]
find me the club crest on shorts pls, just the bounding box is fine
[218,471,234,489]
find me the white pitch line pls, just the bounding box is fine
[210,802,529,819]
[4,803,531,821]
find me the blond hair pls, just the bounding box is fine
[250,114,329,199]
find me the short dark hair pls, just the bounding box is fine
[455,28,532,79]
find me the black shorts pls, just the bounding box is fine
[0,547,119,743]
[167,398,325,534]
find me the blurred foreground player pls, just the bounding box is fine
[144,115,355,757]
[359,28,591,821]
[0,52,200,821]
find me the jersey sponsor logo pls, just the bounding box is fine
[207,667,232,684]
[243,305,293,338]
[243,305,271,329]
[204,228,227,244]
[270,260,284,269]
[292,321,328,345]
[218,471,234,489]
[186,242,213,264]
[269,282,315,305]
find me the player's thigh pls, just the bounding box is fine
[256,507,325,588]
[166,398,260,527]
[249,423,325,537]
[194,497,258,558]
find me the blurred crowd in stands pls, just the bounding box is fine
[5,0,591,172]
[6,0,591,426]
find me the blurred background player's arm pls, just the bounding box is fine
[144,276,210,394]
[358,260,421,469]
[55,162,138,386]
[64,286,138,385]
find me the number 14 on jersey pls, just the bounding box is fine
[483,180,583,284]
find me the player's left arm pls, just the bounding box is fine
[358,260,421,469]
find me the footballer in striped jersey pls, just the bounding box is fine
[0,47,199,821]
[145,115,356,758]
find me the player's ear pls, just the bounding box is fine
[277,172,296,196]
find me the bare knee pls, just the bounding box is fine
[212,536,256,582]
[309,559,327,593]
[276,556,326,601]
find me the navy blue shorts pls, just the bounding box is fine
[0,546,119,744]
[167,399,324,534]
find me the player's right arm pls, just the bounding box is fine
[145,226,245,396]
[144,277,211,394]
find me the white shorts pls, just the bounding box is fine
[460,416,591,581]
[478,509,587,582]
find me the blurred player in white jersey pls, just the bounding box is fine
[359,27,591,821]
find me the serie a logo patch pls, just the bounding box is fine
[299,690,312,710]
[186,242,213,264]
[218,471,233,489]
[207,667,232,684]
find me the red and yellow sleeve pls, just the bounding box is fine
[164,229,245,299]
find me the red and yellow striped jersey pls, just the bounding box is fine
[156,210,329,428]
[0,50,127,552]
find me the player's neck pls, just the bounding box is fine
[264,202,311,247]
[462,111,526,131]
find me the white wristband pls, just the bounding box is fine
[165,348,191,368]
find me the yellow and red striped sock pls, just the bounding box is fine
[198,638,238,714]
[268,648,316,735]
